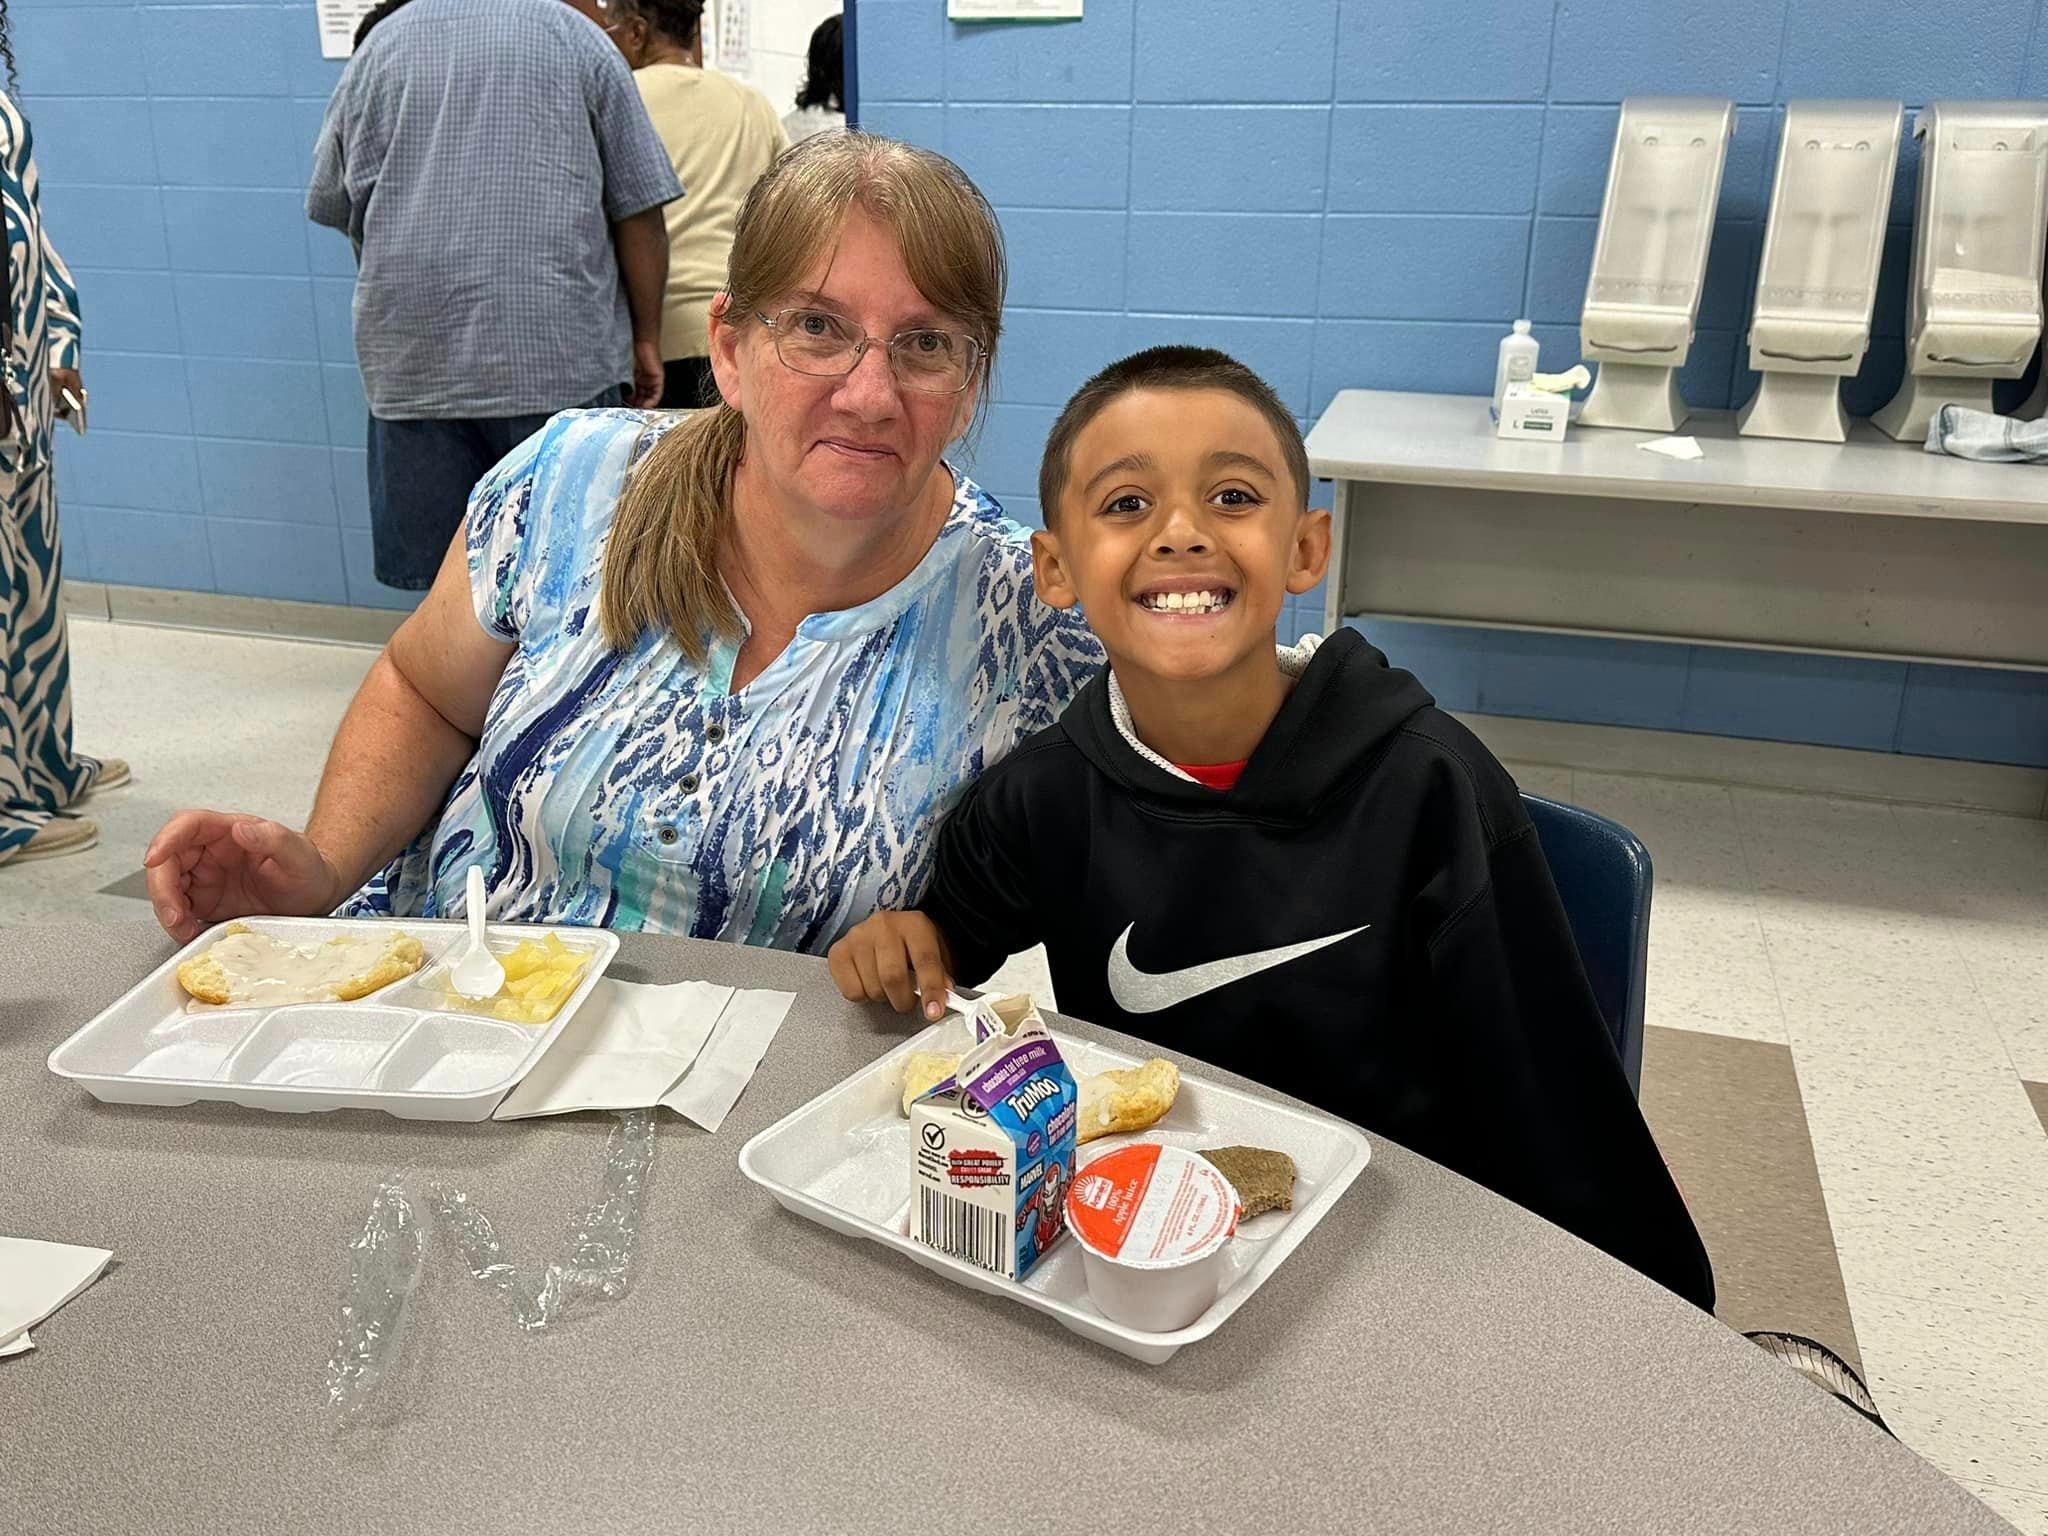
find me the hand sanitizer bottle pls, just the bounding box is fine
[1492,319,1540,420]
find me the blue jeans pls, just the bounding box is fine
[364,386,624,590]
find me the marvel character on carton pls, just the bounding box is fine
[909,995,1077,1280]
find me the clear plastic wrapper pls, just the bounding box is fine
[321,1110,656,1421]
[319,1170,424,1419]
[429,1108,655,1329]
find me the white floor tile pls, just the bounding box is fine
[3,618,374,924]
[1504,761,1573,802]
[1872,805,2048,1085]
[1796,1048,2043,1160]
[1643,890,1788,1044]
[1824,1164,2048,1315]
[1573,771,1751,888]
[1851,1289,2048,1495]
[1969,951,2048,1086]
[1564,774,1789,1044]
[1890,805,2048,932]
[1732,790,1925,911]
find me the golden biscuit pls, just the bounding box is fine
[175,921,252,1005]
[176,925,426,1007]
[900,1050,962,1114]
[1076,1057,1180,1144]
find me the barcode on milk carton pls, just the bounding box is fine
[918,1186,1008,1274]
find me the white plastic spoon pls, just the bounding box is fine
[449,865,506,1000]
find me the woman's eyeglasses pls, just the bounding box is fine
[757,308,983,395]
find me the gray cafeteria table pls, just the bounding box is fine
[4,924,2008,1536]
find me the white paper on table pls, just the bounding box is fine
[494,978,732,1120]
[1638,435,1704,461]
[660,987,796,1133]
[1,1330,32,1356]
[0,1236,113,1350]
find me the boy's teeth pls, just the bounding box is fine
[1141,589,1229,613]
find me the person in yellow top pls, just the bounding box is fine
[603,0,789,408]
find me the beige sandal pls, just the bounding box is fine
[78,758,132,798]
[12,816,100,864]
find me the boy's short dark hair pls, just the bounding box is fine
[1037,346,1311,526]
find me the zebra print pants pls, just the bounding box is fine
[1,463,98,862]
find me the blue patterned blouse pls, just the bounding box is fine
[342,409,1103,951]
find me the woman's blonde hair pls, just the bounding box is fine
[599,132,1007,659]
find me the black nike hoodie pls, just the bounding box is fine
[919,627,1715,1311]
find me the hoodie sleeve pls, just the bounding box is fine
[1426,823,1716,1311]
[915,757,1050,989]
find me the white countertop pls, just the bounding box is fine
[1306,390,2048,526]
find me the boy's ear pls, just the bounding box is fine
[1285,507,1333,596]
[1030,527,1080,611]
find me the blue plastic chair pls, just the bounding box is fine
[1521,794,1651,1096]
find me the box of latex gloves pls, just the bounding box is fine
[909,995,1077,1280]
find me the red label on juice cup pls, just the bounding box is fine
[1066,1143,1238,1266]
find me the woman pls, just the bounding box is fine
[145,134,1102,951]
[1,47,124,866]
[351,0,414,47]
[604,0,788,410]
[782,15,845,146]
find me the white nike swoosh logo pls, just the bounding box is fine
[1105,922,1370,1015]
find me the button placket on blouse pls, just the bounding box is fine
[651,695,740,853]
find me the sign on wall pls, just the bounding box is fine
[315,0,380,59]
[947,0,1082,16]
[717,0,754,76]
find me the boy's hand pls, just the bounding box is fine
[828,911,953,1021]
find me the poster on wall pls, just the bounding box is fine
[947,0,1082,17]
[717,0,753,76]
[315,0,379,58]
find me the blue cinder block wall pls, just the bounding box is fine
[12,0,2048,765]
[15,0,399,609]
[856,0,2048,768]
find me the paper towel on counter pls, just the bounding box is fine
[1639,435,1704,461]
[1530,364,1592,393]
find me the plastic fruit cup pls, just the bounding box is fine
[1064,1143,1239,1333]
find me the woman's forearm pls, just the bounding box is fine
[303,650,481,898]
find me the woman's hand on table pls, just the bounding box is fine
[142,812,347,943]
[829,911,954,1022]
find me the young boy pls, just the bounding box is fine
[829,347,1713,1310]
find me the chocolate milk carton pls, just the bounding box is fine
[909,995,1077,1280]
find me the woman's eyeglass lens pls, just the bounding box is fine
[760,309,980,394]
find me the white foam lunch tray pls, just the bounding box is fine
[47,916,619,1122]
[739,1020,1372,1364]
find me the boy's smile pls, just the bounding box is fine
[1032,386,1330,765]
